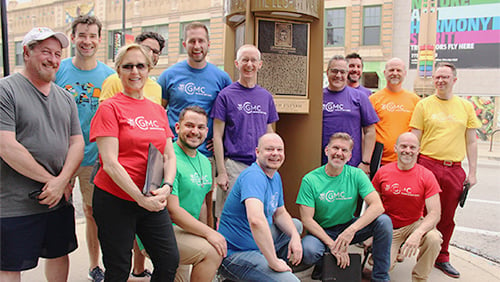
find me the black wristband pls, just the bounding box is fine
[163,181,173,188]
[361,161,370,165]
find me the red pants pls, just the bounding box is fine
[418,155,466,263]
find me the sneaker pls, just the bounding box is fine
[88,266,104,282]
[131,269,152,278]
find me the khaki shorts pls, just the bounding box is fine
[70,166,94,207]
[215,158,249,218]
[174,225,215,282]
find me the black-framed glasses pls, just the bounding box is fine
[142,45,161,55]
[121,63,148,71]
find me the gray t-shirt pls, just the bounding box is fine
[0,73,82,217]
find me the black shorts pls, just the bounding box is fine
[0,204,78,271]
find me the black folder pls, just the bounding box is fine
[322,252,361,282]
[142,143,164,196]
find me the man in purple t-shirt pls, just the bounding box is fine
[212,44,279,219]
[346,53,372,96]
[322,55,379,174]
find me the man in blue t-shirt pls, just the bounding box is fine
[158,22,232,157]
[218,133,302,282]
[55,15,114,282]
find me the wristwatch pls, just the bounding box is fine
[162,182,173,193]
[361,161,370,165]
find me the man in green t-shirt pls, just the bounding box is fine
[167,106,227,282]
[296,132,392,282]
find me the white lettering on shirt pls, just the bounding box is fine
[320,190,353,202]
[323,102,351,112]
[238,102,267,114]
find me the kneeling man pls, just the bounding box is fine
[167,106,227,282]
[372,132,442,282]
[297,132,392,282]
[218,133,303,281]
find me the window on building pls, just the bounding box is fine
[363,6,381,46]
[70,43,76,57]
[179,20,210,54]
[325,8,345,46]
[15,41,23,66]
[142,24,169,55]
[108,29,132,60]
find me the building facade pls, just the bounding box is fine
[3,0,499,140]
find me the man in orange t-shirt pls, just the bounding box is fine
[370,58,420,164]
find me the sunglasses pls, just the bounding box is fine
[121,63,148,71]
[142,45,161,55]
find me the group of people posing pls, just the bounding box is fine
[0,15,479,282]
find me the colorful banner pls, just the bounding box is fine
[465,96,497,141]
[410,0,500,68]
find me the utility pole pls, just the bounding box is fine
[1,0,10,77]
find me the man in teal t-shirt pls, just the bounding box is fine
[167,106,227,282]
[296,132,392,282]
[55,15,114,282]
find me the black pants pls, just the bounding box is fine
[93,187,179,282]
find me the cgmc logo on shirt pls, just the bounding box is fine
[323,102,350,112]
[178,82,211,97]
[319,190,353,202]
[127,116,165,131]
[238,102,267,115]
[381,102,410,113]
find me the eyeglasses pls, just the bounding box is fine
[142,45,161,55]
[329,68,348,75]
[433,75,451,81]
[121,63,148,71]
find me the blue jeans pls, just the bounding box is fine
[302,215,392,282]
[219,218,302,282]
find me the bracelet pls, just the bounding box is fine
[361,161,370,165]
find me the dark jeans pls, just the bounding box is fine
[93,187,179,282]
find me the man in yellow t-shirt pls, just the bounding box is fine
[100,32,164,105]
[410,62,481,279]
[370,58,420,164]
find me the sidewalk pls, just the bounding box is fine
[20,218,500,281]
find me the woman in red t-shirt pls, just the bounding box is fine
[90,44,178,281]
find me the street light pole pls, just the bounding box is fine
[121,0,126,45]
[1,0,10,76]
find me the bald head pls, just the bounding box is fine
[256,133,285,175]
[394,132,420,170]
[384,57,407,90]
[258,133,283,149]
[396,132,419,146]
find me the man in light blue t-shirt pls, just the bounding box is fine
[158,22,232,157]
[55,15,114,282]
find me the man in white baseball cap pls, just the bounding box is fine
[22,27,69,48]
[0,26,84,281]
